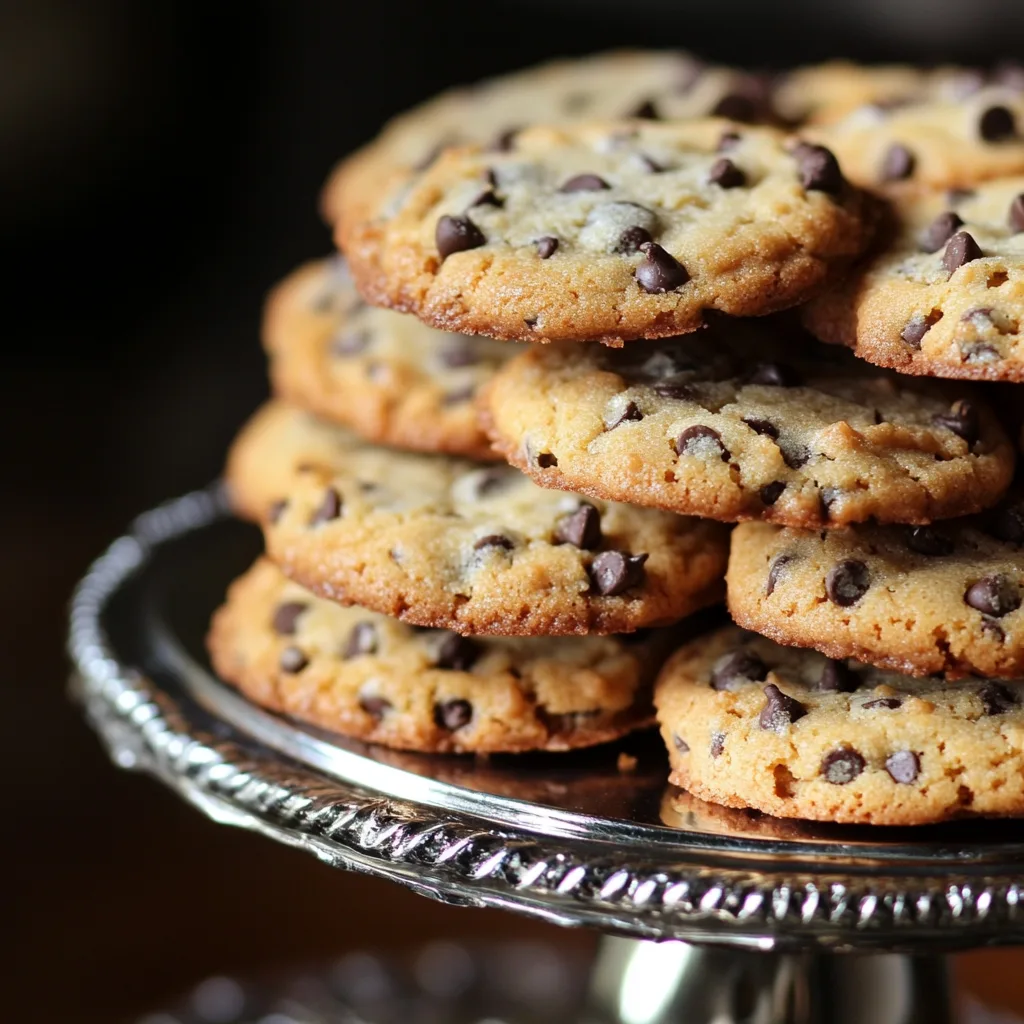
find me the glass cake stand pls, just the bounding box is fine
[70,484,1024,1023]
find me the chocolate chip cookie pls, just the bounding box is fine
[323,50,780,233]
[209,558,665,753]
[805,84,1024,191]
[225,402,728,635]
[479,321,1014,528]
[265,257,510,459]
[806,176,1024,381]
[339,120,875,344]
[727,495,1024,679]
[656,625,1024,824]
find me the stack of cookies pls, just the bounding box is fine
[209,51,1024,826]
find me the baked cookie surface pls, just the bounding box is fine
[323,50,780,230]
[479,322,1014,528]
[225,402,729,636]
[807,85,1024,192]
[806,176,1024,382]
[208,559,663,753]
[727,501,1024,680]
[339,120,875,344]
[656,625,1024,825]
[265,258,510,459]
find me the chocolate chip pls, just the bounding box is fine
[942,231,983,278]
[309,487,342,525]
[473,534,514,552]
[979,105,1016,141]
[635,242,689,293]
[434,698,473,730]
[818,659,858,693]
[589,551,648,596]
[472,468,511,498]
[652,379,697,400]
[820,747,865,785]
[760,481,786,506]
[980,682,1018,715]
[1009,194,1024,233]
[343,622,378,659]
[885,750,920,784]
[780,442,810,470]
[332,329,371,356]
[743,417,779,439]
[825,559,870,606]
[554,503,602,549]
[434,633,481,671]
[765,554,792,596]
[630,98,659,119]
[536,452,557,469]
[536,236,559,258]
[717,130,741,151]
[635,153,664,173]
[880,143,915,182]
[759,683,806,732]
[279,646,308,673]
[712,93,757,122]
[863,697,902,710]
[987,502,1024,544]
[919,211,963,253]
[267,499,288,524]
[819,488,842,519]
[605,400,643,429]
[710,732,726,758]
[469,189,503,209]
[933,399,979,445]
[491,127,518,151]
[965,574,1021,617]
[747,362,801,387]
[615,226,653,253]
[794,142,844,195]
[707,157,746,188]
[272,602,307,636]
[436,215,485,260]
[711,650,768,691]
[906,526,954,556]
[673,734,690,753]
[675,424,729,461]
[948,187,976,204]
[440,340,480,367]
[359,693,392,721]
[559,173,610,192]
[900,315,933,348]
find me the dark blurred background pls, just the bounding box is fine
[7,2,1024,1020]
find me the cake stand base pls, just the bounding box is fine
[589,937,953,1023]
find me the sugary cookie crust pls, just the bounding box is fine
[479,325,1014,528]
[339,119,876,344]
[656,626,1024,825]
[323,50,780,233]
[225,402,729,636]
[208,559,662,753]
[806,176,1024,381]
[727,506,1024,680]
[265,258,510,459]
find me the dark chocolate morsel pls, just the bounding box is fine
[309,487,343,526]
[343,621,379,659]
[711,650,768,691]
[436,215,486,259]
[635,242,689,293]
[434,698,473,730]
[279,646,309,673]
[554,503,603,549]
[825,559,870,607]
[758,683,807,732]
[885,750,920,784]
[589,551,648,596]
[272,601,307,636]
[820,747,865,785]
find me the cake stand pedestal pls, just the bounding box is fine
[70,486,1024,1023]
